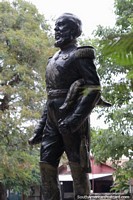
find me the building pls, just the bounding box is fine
[59,156,115,199]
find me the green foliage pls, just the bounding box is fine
[90,0,133,193]
[0,0,55,194]
[111,160,133,193]
[91,129,133,163]
[0,145,40,194]
[102,32,133,66]
[114,0,133,30]
[100,0,133,67]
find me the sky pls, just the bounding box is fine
[28,0,116,37]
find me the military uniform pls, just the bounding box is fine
[31,44,101,199]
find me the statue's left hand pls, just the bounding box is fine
[58,119,71,135]
[28,133,43,145]
[28,136,35,145]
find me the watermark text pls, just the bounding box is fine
[77,195,131,199]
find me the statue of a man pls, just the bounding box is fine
[29,13,101,200]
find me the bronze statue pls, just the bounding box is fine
[28,13,107,200]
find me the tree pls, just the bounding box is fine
[0,0,55,196]
[101,0,133,66]
[90,0,133,192]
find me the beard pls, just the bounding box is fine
[54,32,74,48]
[54,37,67,48]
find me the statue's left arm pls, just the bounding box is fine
[59,46,101,134]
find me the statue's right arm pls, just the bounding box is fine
[28,105,47,145]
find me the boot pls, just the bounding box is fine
[69,162,91,200]
[39,162,62,200]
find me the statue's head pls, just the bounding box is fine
[54,13,82,48]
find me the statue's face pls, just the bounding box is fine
[54,16,75,48]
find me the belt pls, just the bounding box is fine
[47,89,68,99]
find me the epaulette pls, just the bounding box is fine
[75,46,96,59]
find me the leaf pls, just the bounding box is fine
[103,32,133,66]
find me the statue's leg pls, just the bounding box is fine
[39,98,64,199]
[40,133,64,200]
[40,162,62,200]
[69,162,91,200]
[62,120,91,200]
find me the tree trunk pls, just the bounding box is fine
[0,183,6,200]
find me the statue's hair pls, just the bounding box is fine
[56,13,82,38]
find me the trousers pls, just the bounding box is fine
[40,96,90,170]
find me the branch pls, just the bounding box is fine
[0,74,21,111]
[0,94,10,111]
[1,73,21,86]
[8,73,21,86]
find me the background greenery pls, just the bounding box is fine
[0,0,55,196]
[90,0,133,192]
